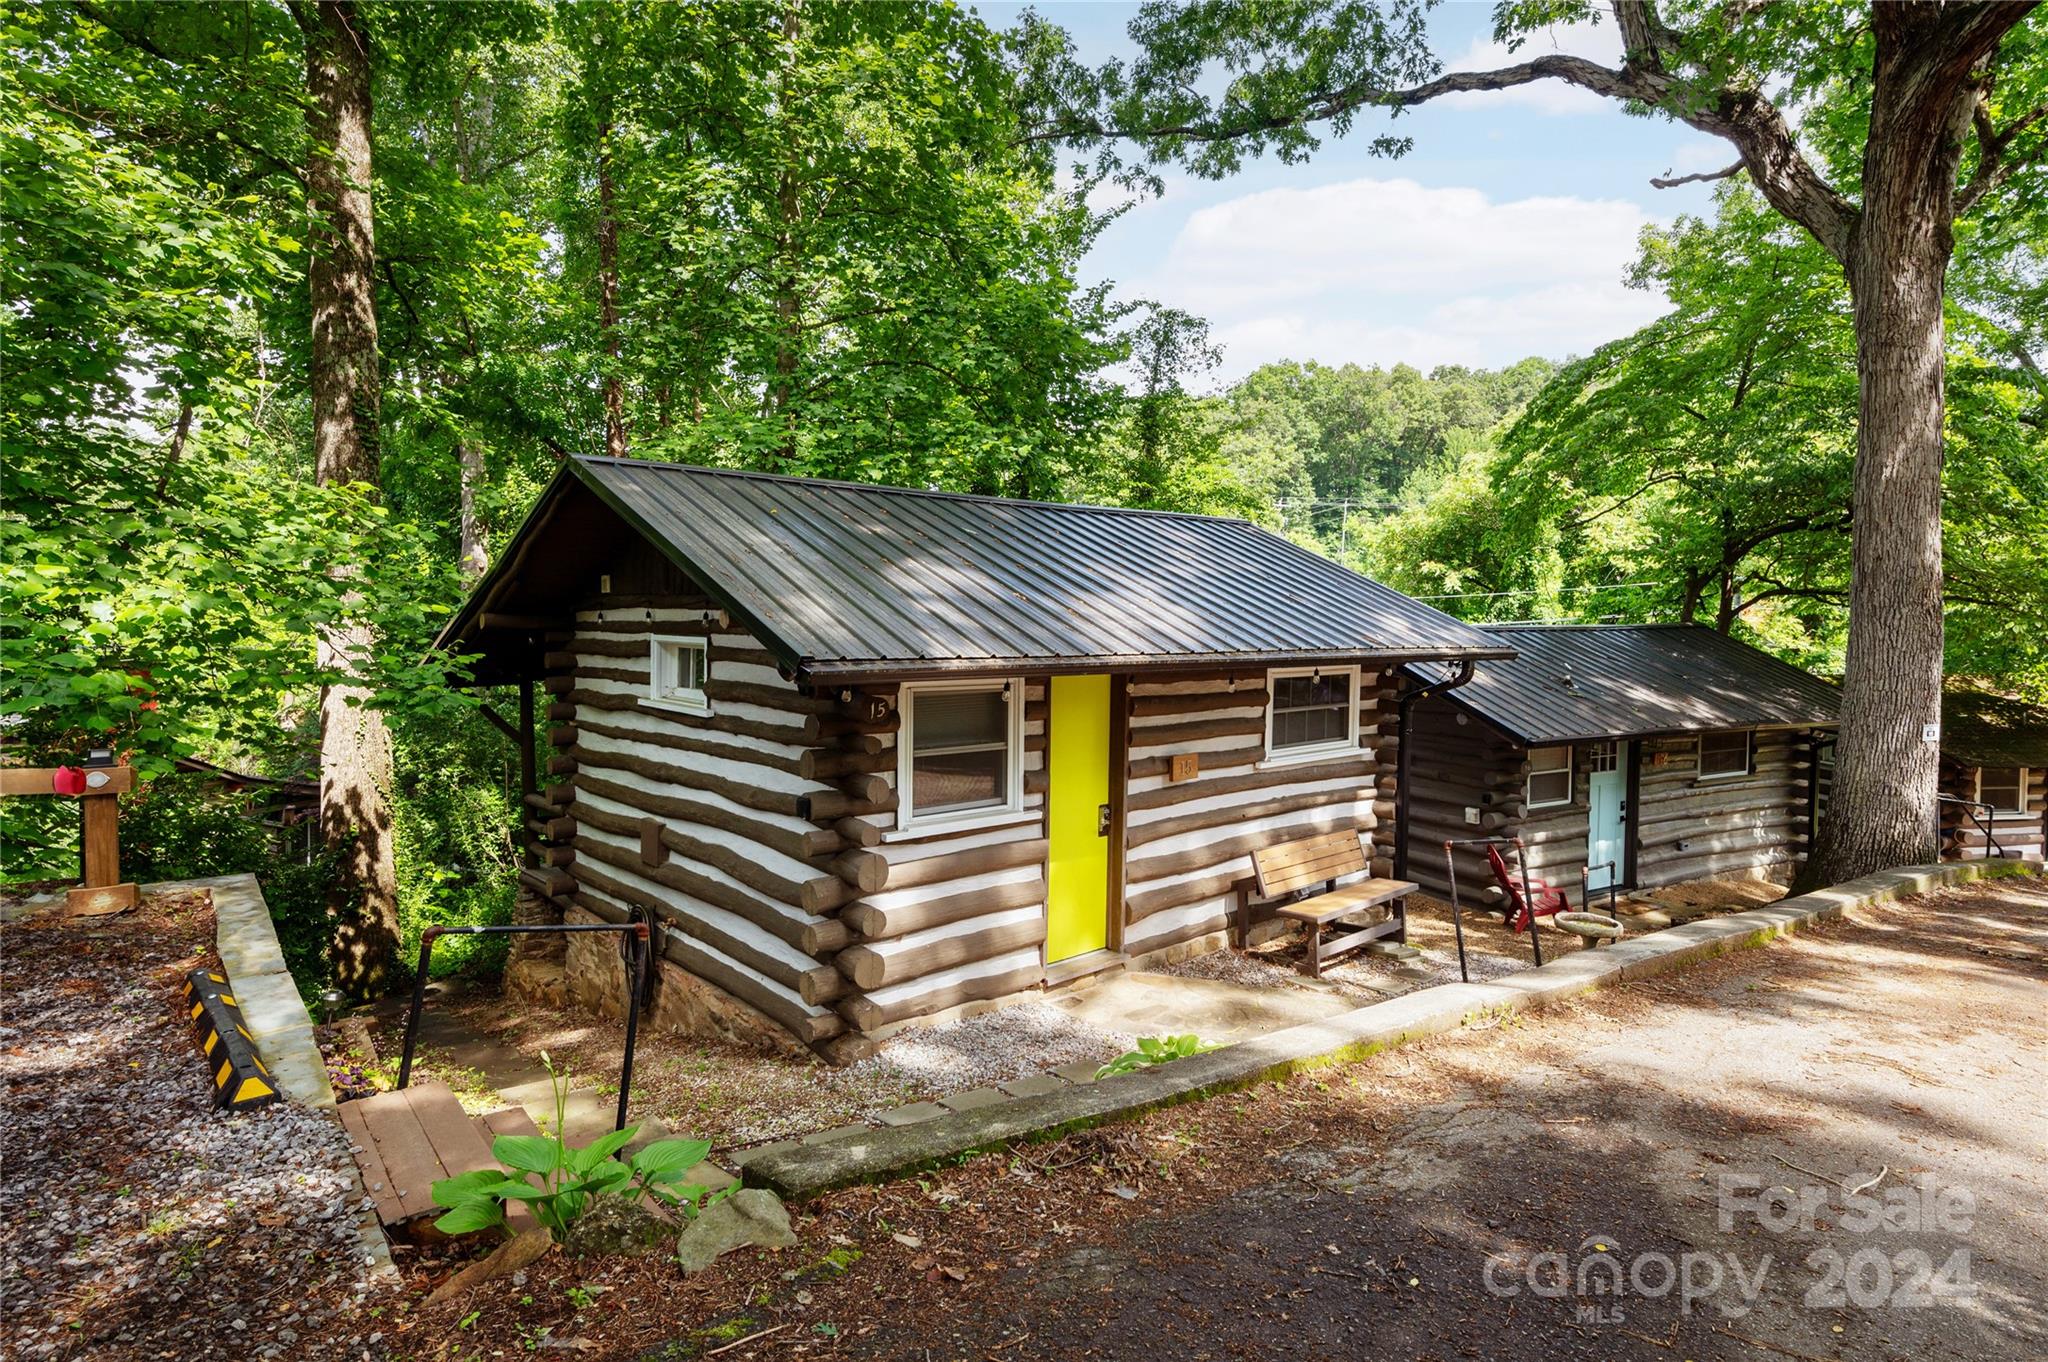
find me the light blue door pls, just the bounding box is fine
[1585,741,1629,892]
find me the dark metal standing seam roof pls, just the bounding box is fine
[1407,624,1841,746]
[444,456,1513,685]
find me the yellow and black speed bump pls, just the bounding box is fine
[182,969,280,1112]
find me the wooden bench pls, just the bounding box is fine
[1233,830,1418,978]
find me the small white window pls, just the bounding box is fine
[648,637,709,713]
[1265,666,1360,761]
[899,679,1022,829]
[1527,744,1573,808]
[1978,767,2028,813]
[1698,731,1751,780]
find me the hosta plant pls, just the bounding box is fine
[1096,1033,1225,1079]
[430,1055,726,1240]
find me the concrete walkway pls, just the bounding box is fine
[740,860,2040,1200]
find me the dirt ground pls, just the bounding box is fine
[385,874,2046,1362]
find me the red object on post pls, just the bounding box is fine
[52,766,87,796]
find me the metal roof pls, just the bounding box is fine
[440,456,1513,685]
[1408,624,1840,746]
[1941,689,2048,768]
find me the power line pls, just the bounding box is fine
[1410,580,1672,603]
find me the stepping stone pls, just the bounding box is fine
[798,1123,872,1147]
[877,1102,947,1127]
[998,1074,1067,1099]
[937,1087,1009,1113]
[1362,942,1422,960]
[1052,1061,1103,1085]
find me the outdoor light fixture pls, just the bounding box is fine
[319,988,346,1025]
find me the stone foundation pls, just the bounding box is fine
[551,905,816,1062]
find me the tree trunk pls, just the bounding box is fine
[597,110,626,459]
[457,437,487,582]
[299,0,399,993]
[1800,22,1975,889]
[768,3,802,465]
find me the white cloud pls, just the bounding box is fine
[1438,20,1623,116]
[1139,176,1670,379]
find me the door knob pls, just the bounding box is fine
[1097,804,1111,837]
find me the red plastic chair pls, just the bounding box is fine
[1484,843,1569,933]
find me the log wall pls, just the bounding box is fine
[1121,669,1396,960]
[1938,763,2047,862]
[1400,699,1825,901]
[1403,697,1522,903]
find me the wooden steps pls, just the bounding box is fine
[338,1082,542,1235]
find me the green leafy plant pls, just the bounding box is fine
[429,1055,726,1240]
[1095,1034,1225,1079]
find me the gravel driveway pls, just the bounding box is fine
[0,890,394,1361]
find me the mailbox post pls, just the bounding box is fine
[0,753,139,914]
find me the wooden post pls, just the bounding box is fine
[517,679,538,801]
[0,764,139,914]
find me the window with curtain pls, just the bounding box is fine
[904,681,1017,822]
[1978,767,2027,813]
[1267,668,1358,757]
[1527,745,1573,806]
[1698,731,1752,779]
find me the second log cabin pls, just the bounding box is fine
[435,454,1510,1060]
[1400,625,1840,904]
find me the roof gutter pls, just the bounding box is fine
[797,646,1515,690]
[1393,659,1477,881]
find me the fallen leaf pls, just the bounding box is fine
[892,1233,923,1249]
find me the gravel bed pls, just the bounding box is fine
[839,999,1137,1098]
[0,890,392,1360]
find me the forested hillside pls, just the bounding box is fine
[4,3,2042,990]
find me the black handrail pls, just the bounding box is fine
[1442,835,1549,980]
[1580,862,1620,919]
[1936,795,2005,860]
[396,915,653,1134]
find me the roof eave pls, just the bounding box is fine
[797,645,1519,689]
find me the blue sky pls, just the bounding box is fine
[976,2,1736,385]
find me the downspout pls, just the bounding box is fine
[1393,659,1476,881]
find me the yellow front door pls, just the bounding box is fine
[1046,674,1111,963]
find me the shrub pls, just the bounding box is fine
[430,1056,728,1241]
[1096,1033,1225,1079]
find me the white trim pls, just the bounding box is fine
[647,636,711,715]
[1526,743,1574,809]
[881,808,1039,844]
[896,677,1025,834]
[1696,730,1752,781]
[1263,664,1361,763]
[1976,766,2030,814]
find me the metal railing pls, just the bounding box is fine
[1936,795,2006,860]
[1441,836,1550,980]
[1580,862,1620,919]
[396,914,653,1134]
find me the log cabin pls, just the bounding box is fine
[1937,689,2047,862]
[436,455,1511,1061]
[1399,625,1839,904]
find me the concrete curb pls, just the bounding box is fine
[741,859,2041,1201]
[150,873,399,1281]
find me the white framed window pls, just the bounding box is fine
[898,678,1023,831]
[1698,730,1751,780]
[648,637,709,714]
[1264,666,1361,763]
[1527,744,1573,807]
[1978,767,2029,813]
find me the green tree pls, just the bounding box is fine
[1013,0,2048,881]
